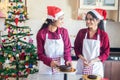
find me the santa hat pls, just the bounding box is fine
[91,8,107,20]
[47,6,64,20]
[91,8,107,31]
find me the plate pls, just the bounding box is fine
[60,68,76,73]
[82,75,101,80]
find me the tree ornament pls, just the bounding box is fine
[8,13,12,18]
[2,39,6,43]
[5,75,9,79]
[14,15,19,26]
[25,65,28,68]
[25,56,29,61]
[5,59,10,64]
[16,54,19,57]
[24,37,26,40]
[26,68,30,74]
[10,56,14,62]
[8,54,12,58]
[29,64,33,68]
[29,38,33,44]
[20,52,25,60]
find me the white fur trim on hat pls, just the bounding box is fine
[47,15,55,20]
[47,11,64,20]
[91,10,103,20]
[55,11,64,20]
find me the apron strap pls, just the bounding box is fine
[85,32,100,40]
[97,34,100,40]
[85,33,87,39]
[46,33,49,39]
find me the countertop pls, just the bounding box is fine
[27,72,82,80]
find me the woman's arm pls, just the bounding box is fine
[36,31,52,67]
[62,28,72,62]
[98,33,110,62]
[74,30,83,59]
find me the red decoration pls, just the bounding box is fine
[2,39,6,43]
[24,37,26,40]
[5,75,9,79]
[20,52,25,60]
[12,74,17,77]
[14,15,19,26]
[16,11,20,15]
[20,0,22,2]
[26,68,30,74]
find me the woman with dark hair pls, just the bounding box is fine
[36,6,72,74]
[74,9,110,77]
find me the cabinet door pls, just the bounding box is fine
[104,61,112,80]
[101,0,118,10]
[79,0,118,10]
[111,61,120,80]
[80,0,99,9]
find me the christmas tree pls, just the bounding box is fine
[0,0,38,80]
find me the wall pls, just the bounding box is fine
[0,0,120,48]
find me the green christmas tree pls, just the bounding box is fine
[0,0,38,79]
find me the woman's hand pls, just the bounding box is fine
[88,57,100,66]
[88,59,95,66]
[78,55,89,66]
[50,60,59,68]
[66,61,72,67]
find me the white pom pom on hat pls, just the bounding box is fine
[47,6,64,20]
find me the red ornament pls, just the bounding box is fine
[27,34,30,36]
[16,11,20,15]
[2,39,6,43]
[26,68,30,74]
[20,0,22,2]
[5,75,9,79]
[12,74,17,77]
[24,37,26,40]
[25,62,29,66]
[14,15,19,26]
[20,52,25,60]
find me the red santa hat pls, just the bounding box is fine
[91,8,107,20]
[91,8,107,31]
[47,6,64,20]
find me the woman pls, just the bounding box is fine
[36,6,72,74]
[74,8,110,77]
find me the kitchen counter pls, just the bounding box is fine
[27,72,83,80]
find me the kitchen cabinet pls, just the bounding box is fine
[79,0,118,10]
[104,61,120,80]
[77,0,119,21]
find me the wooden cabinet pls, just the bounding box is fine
[104,61,120,80]
[79,0,118,10]
[77,0,119,21]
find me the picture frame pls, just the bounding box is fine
[0,0,27,18]
[0,0,8,18]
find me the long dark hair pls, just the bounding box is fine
[86,11,105,31]
[39,19,54,30]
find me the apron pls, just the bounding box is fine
[76,32,104,77]
[39,33,65,74]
